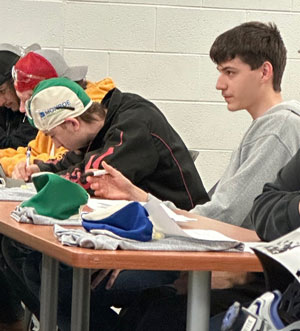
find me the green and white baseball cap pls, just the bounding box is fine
[26,77,92,131]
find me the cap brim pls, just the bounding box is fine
[64,65,88,81]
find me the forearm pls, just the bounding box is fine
[132,186,148,202]
[249,187,300,241]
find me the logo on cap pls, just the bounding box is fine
[38,100,72,120]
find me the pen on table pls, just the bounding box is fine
[26,146,31,167]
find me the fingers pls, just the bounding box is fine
[24,165,40,181]
[173,271,188,295]
[92,189,105,197]
[12,161,27,180]
[25,166,34,181]
[91,269,111,290]
[106,269,121,289]
[101,161,118,177]
[12,162,40,181]
[87,177,100,190]
[90,269,122,290]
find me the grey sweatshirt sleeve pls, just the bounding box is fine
[190,134,294,228]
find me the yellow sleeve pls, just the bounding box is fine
[28,131,54,156]
[0,131,68,176]
[0,146,27,158]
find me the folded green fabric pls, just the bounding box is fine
[21,172,88,220]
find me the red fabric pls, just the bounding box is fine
[14,52,58,92]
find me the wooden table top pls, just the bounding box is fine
[0,201,262,272]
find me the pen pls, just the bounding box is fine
[26,146,31,167]
[82,169,107,178]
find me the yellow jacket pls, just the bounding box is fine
[0,77,115,176]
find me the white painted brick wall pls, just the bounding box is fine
[2,0,300,190]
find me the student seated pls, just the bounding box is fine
[0,42,41,331]
[84,21,300,331]
[0,43,39,149]
[0,48,115,176]
[3,77,208,331]
[0,48,115,330]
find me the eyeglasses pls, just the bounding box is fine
[11,66,46,84]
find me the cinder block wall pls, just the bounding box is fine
[3,0,300,190]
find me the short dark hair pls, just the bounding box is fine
[75,79,87,90]
[78,102,106,123]
[3,77,17,95]
[209,21,286,92]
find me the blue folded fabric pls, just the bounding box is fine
[82,202,153,242]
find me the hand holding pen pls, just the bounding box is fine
[86,161,148,201]
[11,146,40,181]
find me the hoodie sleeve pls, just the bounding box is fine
[0,109,38,149]
[245,149,300,241]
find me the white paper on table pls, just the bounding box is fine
[87,197,248,249]
[159,203,197,223]
[0,183,36,201]
[144,198,239,243]
[88,198,194,222]
[87,198,132,210]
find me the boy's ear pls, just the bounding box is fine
[64,117,80,131]
[261,61,273,82]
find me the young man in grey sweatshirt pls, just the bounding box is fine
[86,22,300,331]
[90,22,300,230]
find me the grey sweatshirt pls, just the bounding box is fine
[164,100,300,229]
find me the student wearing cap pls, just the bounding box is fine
[4,77,208,331]
[0,50,115,330]
[0,43,39,149]
[0,43,41,331]
[14,77,207,208]
[0,48,115,177]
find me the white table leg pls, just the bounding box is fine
[40,254,59,331]
[71,268,91,331]
[187,270,211,331]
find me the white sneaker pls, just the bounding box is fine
[221,290,300,331]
